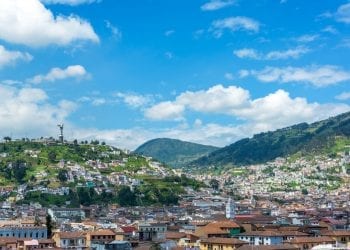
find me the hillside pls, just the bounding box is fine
[191,111,350,168]
[0,140,204,207]
[134,138,219,167]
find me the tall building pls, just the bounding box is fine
[226,197,235,219]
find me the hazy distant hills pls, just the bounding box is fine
[191,111,350,168]
[134,138,219,168]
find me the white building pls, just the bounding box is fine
[226,197,235,219]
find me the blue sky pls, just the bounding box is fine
[0,0,350,149]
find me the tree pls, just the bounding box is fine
[48,151,57,163]
[13,160,28,183]
[302,188,308,195]
[3,136,11,142]
[117,186,137,206]
[58,169,68,182]
[46,214,53,237]
[209,179,219,190]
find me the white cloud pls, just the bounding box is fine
[0,80,23,85]
[201,0,236,11]
[295,34,319,43]
[40,0,100,5]
[238,70,250,78]
[234,47,309,60]
[115,93,152,108]
[144,85,250,121]
[28,65,89,84]
[105,20,122,40]
[245,65,350,87]
[0,0,99,47]
[164,30,175,37]
[336,92,350,101]
[335,2,350,24]
[105,86,350,149]
[233,48,259,59]
[145,101,185,121]
[0,84,76,138]
[177,85,250,114]
[0,45,33,68]
[265,47,310,60]
[210,16,260,38]
[322,25,338,34]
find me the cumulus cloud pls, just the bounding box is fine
[28,65,89,84]
[201,0,236,11]
[0,0,99,47]
[145,101,185,121]
[210,16,260,38]
[0,45,33,68]
[0,84,76,138]
[40,0,100,5]
[243,65,350,87]
[87,85,349,149]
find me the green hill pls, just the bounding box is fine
[191,111,350,168]
[0,140,204,207]
[134,138,219,167]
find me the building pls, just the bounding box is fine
[52,231,88,249]
[286,236,336,250]
[0,226,47,239]
[88,229,122,249]
[195,220,241,238]
[48,208,86,223]
[226,198,236,219]
[200,237,247,250]
[138,222,167,241]
[236,231,284,246]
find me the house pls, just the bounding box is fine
[285,236,336,250]
[237,244,299,250]
[236,231,284,245]
[195,220,241,238]
[200,237,248,250]
[48,208,86,223]
[24,239,56,249]
[320,230,350,247]
[52,231,88,249]
[138,222,167,241]
[120,226,138,241]
[88,229,120,249]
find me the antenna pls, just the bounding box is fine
[57,124,64,143]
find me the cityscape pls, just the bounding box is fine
[0,0,350,250]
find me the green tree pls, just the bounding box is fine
[3,136,11,142]
[48,151,57,163]
[117,186,137,206]
[46,214,53,237]
[58,169,68,182]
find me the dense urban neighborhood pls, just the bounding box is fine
[0,135,349,250]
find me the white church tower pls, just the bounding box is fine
[226,197,236,219]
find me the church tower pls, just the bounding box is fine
[226,197,235,219]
